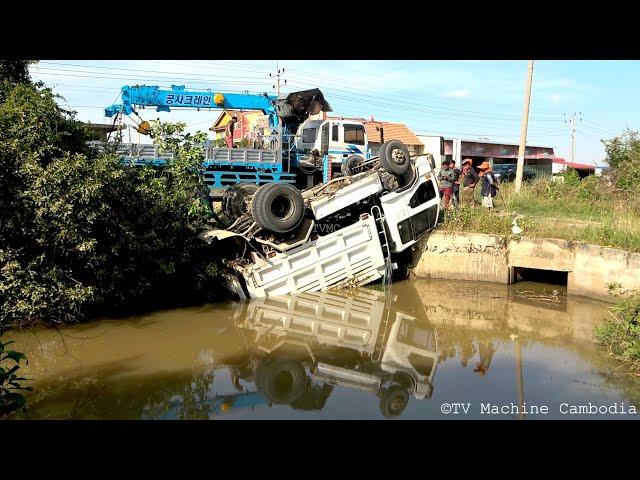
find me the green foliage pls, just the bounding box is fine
[595,291,640,375]
[602,129,640,191]
[236,138,250,148]
[0,78,222,328]
[213,138,227,147]
[0,60,36,85]
[562,168,582,188]
[0,338,32,417]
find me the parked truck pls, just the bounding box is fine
[201,140,441,298]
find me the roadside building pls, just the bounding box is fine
[552,157,600,178]
[362,120,424,156]
[418,135,555,179]
[210,111,271,145]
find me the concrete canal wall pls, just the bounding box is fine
[412,231,640,301]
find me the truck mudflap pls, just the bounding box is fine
[236,215,386,298]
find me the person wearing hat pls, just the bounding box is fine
[460,158,480,206]
[437,159,457,210]
[477,161,498,209]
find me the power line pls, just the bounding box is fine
[37,62,269,82]
[286,77,562,121]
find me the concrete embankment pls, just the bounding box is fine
[412,231,640,301]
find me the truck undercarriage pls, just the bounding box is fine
[200,140,441,299]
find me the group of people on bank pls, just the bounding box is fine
[437,157,499,210]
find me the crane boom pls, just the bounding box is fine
[105,85,279,127]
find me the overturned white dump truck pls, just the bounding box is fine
[200,140,441,299]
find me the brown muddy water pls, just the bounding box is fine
[5,279,640,420]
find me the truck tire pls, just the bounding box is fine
[222,183,259,221]
[340,155,365,177]
[250,183,305,234]
[379,140,410,176]
[378,385,410,418]
[255,359,308,405]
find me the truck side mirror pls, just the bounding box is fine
[426,153,436,171]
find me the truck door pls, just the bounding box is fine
[380,158,441,253]
[320,123,329,157]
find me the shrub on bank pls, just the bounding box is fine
[0,73,220,329]
[595,292,640,376]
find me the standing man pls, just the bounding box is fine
[460,158,480,207]
[225,115,238,149]
[437,160,456,210]
[451,159,461,207]
[477,161,499,209]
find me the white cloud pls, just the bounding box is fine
[444,89,471,98]
[551,93,561,103]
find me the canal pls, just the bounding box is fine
[6,279,640,420]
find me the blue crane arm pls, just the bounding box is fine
[105,85,279,127]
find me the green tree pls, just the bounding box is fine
[602,129,640,191]
[0,60,36,84]
[1,78,220,328]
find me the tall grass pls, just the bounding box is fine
[441,171,640,252]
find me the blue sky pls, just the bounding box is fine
[29,60,640,165]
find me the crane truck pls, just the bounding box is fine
[101,85,443,296]
[101,85,371,199]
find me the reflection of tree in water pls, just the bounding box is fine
[141,368,217,420]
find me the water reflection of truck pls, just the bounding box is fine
[215,289,438,418]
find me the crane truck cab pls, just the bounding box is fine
[294,118,369,176]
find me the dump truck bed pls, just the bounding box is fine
[235,215,386,298]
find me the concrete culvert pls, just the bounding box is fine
[379,140,410,176]
[250,183,305,234]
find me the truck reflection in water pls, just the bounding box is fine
[212,289,438,418]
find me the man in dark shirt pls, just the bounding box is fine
[460,158,480,206]
[451,160,461,206]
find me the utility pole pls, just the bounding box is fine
[269,61,286,96]
[565,112,581,165]
[515,60,535,194]
[269,62,287,169]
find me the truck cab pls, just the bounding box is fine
[294,119,369,172]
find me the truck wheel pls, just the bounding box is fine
[378,385,410,418]
[222,183,259,221]
[250,183,305,234]
[341,155,365,176]
[379,140,410,176]
[255,359,308,405]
